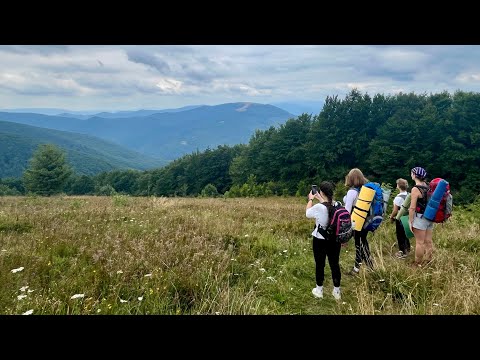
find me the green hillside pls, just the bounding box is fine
[0,120,166,178]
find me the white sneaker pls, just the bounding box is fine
[332,288,341,300]
[312,287,323,298]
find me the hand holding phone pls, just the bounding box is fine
[311,185,318,195]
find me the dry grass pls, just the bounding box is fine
[0,195,478,315]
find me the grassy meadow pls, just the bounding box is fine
[0,195,479,315]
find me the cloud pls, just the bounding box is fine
[1,45,480,111]
[0,45,70,55]
[126,48,171,74]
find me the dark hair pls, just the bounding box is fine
[319,181,334,199]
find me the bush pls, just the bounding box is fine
[201,184,219,197]
[97,185,116,196]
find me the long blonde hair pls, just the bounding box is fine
[345,168,368,188]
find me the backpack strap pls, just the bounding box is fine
[413,185,429,213]
[316,201,332,238]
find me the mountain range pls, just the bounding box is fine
[0,102,295,161]
[0,120,166,178]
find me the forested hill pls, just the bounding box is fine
[0,120,166,178]
[0,103,294,160]
[143,90,480,202]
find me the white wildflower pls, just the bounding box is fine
[138,296,143,301]
[11,267,24,273]
[290,288,293,291]
[22,309,33,315]
[144,273,152,277]
[27,289,34,293]
[116,270,123,274]
[283,250,288,253]
[71,294,85,299]
[97,309,101,313]
[342,302,347,305]
[20,286,29,292]
[379,279,385,282]
[17,294,27,300]
[215,312,220,315]
[259,268,266,272]
[244,234,249,237]
[433,303,439,306]
[120,299,128,303]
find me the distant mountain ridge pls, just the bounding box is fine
[0,120,166,178]
[0,102,295,161]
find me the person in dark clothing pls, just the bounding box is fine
[306,181,342,300]
[389,178,410,258]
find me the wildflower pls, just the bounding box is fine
[11,267,24,273]
[17,295,27,300]
[144,273,152,277]
[97,309,101,313]
[120,299,128,303]
[116,270,123,274]
[290,288,293,291]
[138,296,143,301]
[259,268,266,272]
[71,294,85,299]
[22,309,34,315]
[244,234,249,237]
[433,303,439,306]
[215,312,220,315]
[379,279,385,282]
[27,289,34,293]
[20,286,29,292]
[283,250,288,253]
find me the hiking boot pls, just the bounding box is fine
[395,251,407,259]
[347,268,359,276]
[312,287,323,299]
[332,288,341,300]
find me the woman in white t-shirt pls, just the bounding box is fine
[389,178,410,258]
[306,181,341,300]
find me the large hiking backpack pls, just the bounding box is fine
[426,178,453,223]
[318,201,354,244]
[363,182,385,232]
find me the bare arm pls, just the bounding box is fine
[390,203,400,220]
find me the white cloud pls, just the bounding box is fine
[0,45,480,111]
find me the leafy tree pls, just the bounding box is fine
[201,184,219,197]
[23,144,72,196]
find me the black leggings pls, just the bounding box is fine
[395,219,410,253]
[354,229,373,269]
[312,237,341,287]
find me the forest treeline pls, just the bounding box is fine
[2,90,479,204]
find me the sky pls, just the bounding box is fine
[0,45,479,113]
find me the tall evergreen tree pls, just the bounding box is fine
[23,144,72,196]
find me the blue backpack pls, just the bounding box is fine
[362,182,385,232]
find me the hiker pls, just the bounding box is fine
[408,166,433,267]
[389,178,410,258]
[306,181,342,300]
[344,168,373,274]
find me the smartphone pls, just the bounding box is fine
[311,185,318,195]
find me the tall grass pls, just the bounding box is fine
[0,195,478,314]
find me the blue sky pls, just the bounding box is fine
[0,45,479,113]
